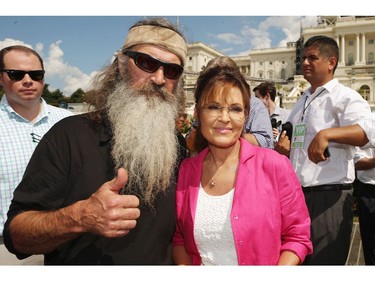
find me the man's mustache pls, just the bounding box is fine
[138,83,174,101]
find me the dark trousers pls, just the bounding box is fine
[358,181,375,265]
[302,186,353,265]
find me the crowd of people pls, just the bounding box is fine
[1,17,375,266]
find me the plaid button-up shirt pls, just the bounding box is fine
[0,94,72,234]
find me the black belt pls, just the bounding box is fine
[358,182,375,192]
[302,184,352,193]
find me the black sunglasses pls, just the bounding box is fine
[0,69,45,81]
[123,50,183,80]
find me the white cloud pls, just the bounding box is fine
[241,26,271,49]
[221,47,234,53]
[44,41,98,96]
[35,42,44,57]
[0,38,33,50]
[257,16,318,48]
[215,33,244,45]
[223,16,318,56]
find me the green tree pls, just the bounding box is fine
[68,88,85,103]
[42,84,65,106]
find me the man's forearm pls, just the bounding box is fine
[355,157,375,170]
[253,132,273,148]
[9,202,84,255]
[308,125,370,164]
[323,125,369,147]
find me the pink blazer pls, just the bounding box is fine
[172,138,312,265]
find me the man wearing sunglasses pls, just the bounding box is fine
[3,18,187,265]
[0,45,72,265]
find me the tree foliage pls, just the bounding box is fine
[67,88,85,103]
[42,84,66,106]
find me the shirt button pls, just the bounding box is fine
[238,241,243,246]
[233,216,239,220]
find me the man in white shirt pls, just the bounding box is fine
[358,115,375,148]
[354,147,375,265]
[0,45,72,265]
[275,35,371,265]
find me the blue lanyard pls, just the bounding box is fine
[301,88,326,122]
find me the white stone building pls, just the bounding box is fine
[183,16,375,113]
[184,42,224,108]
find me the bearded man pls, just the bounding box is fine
[3,18,187,265]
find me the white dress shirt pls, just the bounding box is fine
[287,78,371,187]
[270,105,290,124]
[354,147,375,185]
[358,113,375,148]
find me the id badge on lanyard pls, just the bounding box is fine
[291,89,325,149]
[291,123,306,148]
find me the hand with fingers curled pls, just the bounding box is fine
[307,130,330,164]
[274,130,291,157]
[78,168,141,238]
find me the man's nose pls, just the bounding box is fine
[150,66,166,85]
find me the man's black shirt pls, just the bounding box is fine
[4,114,182,265]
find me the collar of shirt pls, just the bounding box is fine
[270,105,281,118]
[304,78,339,105]
[0,94,49,123]
[305,78,338,96]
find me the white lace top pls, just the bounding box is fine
[193,185,237,265]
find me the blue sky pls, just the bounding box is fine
[0,16,319,96]
[0,1,362,96]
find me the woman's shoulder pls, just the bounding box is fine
[180,148,208,172]
[182,152,202,166]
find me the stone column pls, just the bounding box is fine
[341,35,346,66]
[193,55,198,72]
[336,36,341,64]
[361,33,366,64]
[356,33,360,64]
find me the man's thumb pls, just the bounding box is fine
[109,168,128,192]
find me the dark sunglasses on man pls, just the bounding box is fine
[0,69,45,82]
[123,50,183,80]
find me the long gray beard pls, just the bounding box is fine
[107,81,178,207]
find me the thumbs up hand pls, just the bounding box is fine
[78,168,140,237]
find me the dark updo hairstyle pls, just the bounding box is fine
[194,56,250,152]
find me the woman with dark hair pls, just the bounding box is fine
[172,57,312,265]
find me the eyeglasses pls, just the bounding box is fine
[0,69,45,81]
[202,104,245,120]
[123,50,183,80]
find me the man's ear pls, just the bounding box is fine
[328,57,337,71]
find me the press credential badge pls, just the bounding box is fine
[291,124,306,148]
